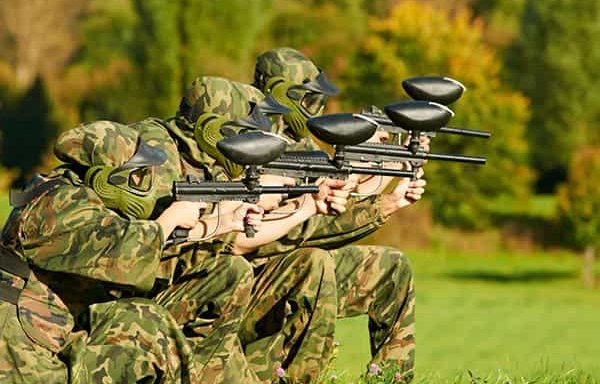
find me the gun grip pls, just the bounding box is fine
[169,228,190,245]
[244,223,256,238]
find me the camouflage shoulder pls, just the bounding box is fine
[129,118,170,139]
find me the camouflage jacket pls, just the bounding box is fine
[131,117,238,278]
[0,167,163,314]
[164,117,388,257]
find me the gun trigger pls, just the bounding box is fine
[185,174,201,183]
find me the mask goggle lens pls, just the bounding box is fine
[300,92,327,115]
[107,166,153,194]
[128,167,153,192]
[287,87,327,115]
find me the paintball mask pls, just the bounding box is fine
[84,138,167,219]
[255,46,340,140]
[263,71,338,140]
[194,101,286,179]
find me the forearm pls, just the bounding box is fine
[232,198,317,255]
[249,195,389,258]
[299,194,389,249]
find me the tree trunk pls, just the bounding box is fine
[582,245,596,289]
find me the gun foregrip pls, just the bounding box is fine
[170,228,190,245]
[244,223,256,238]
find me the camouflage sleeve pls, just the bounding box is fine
[300,194,388,248]
[251,194,388,258]
[20,184,162,293]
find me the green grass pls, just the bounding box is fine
[487,194,558,219]
[332,247,600,382]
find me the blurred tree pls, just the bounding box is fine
[468,0,527,48]
[130,0,182,119]
[343,0,532,228]
[68,0,272,121]
[263,1,365,77]
[180,0,271,83]
[506,0,600,192]
[59,0,141,122]
[557,147,600,288]
[0,0,86,89]
[0,77,61,187]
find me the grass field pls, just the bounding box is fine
[332,246,600,383]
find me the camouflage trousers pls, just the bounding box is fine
[332,245,415,381]
[153,254,261,383]
[241,248,337,383]
[0,298,197,384]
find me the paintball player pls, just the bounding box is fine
[0,121,263,383]
[143,75,355,383]
[252,47,428,381]
[56,121,270,383]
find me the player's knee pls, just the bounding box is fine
[228,255,255,285]
[291,247,334,276]
[380,246,413,279]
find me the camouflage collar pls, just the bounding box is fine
[46,166,85,186]
[163,117,217,170]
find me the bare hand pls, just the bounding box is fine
[381,171,427,216]
[164,201,207,229]
[367,130,390,144]
[229,203,264,233]
[313,177,355,214]
[257,174,296,211]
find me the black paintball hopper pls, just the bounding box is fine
[384,101,454,132]
[217,131,287,166]
[402,76,466,105]
[307,113,378,146]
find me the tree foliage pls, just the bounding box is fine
[0,77,61,186]
[0,0,86,89]
[557,147,600,251]
[507,0,600,192]
[343,0,532,228]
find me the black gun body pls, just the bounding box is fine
[360,112,491,138]
[171,181,319,241]
[262,151,416,179]
[174,182,319,202]
[344,143,487,165]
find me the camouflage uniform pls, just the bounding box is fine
[166,76,339,383]
[129,117,261,383]
[60,121,262,383]
[0,234,196,384]
[253,47,416,380]
[0,121,254,383]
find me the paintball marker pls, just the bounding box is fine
[171,131,320,243]
[344,76,489,177]
[360,76,491,140]
[344,101,487,165]
[261,113,417,180]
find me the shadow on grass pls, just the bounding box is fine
[445,270,576,283]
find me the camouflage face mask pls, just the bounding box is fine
[84,139,166,219]
[194,113,246,179]
[264,76,324,140]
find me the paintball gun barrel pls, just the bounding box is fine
[171,131,319,243]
